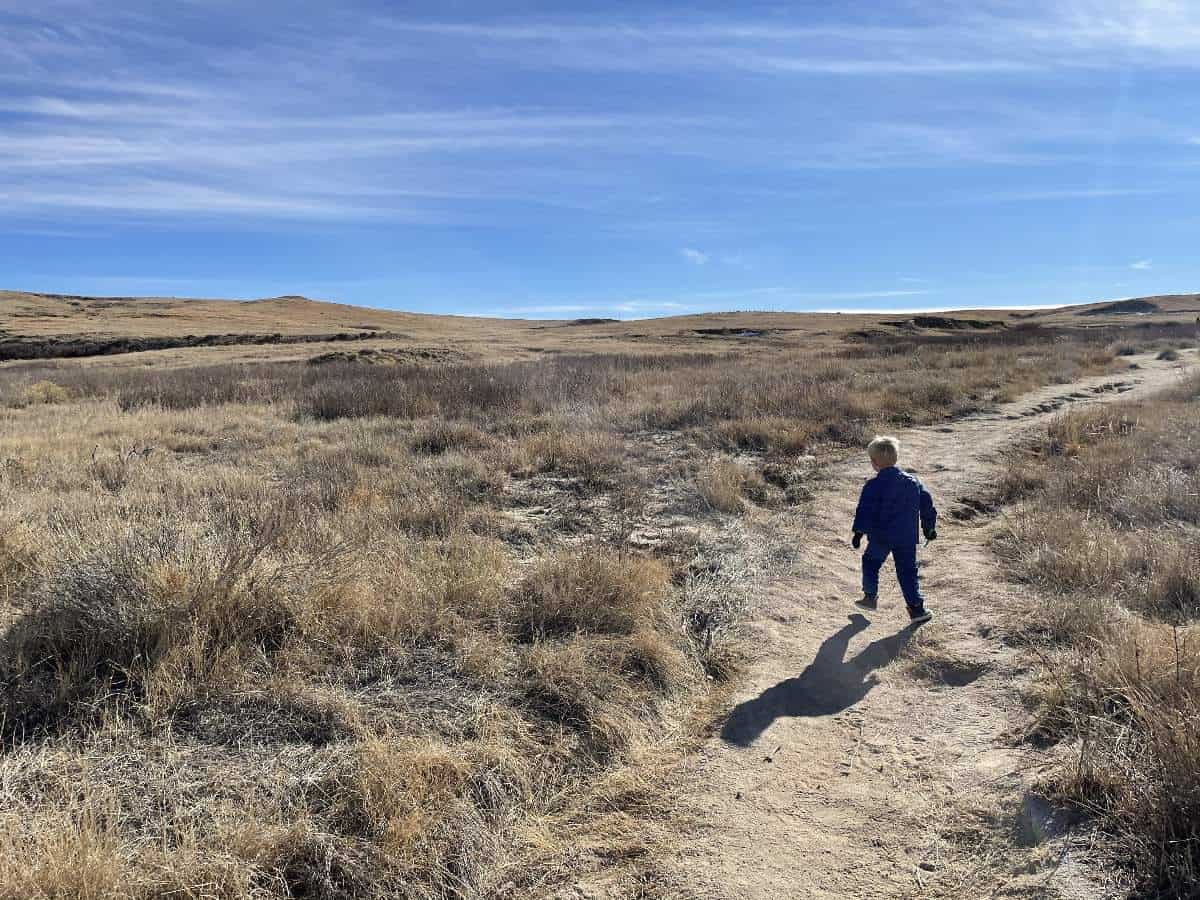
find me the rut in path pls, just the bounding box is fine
[667,356,1191,900]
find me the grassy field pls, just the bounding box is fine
[0,296,1196,898]
[995,373,1200,899]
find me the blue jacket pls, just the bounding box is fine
[852,466,937,547]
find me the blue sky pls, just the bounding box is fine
[2,1,1199,318]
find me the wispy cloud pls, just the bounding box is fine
[379,20,1048,76]
[377,5,1200,75]
[680,247,709,265]
[945,187,1169,204]
[0,93,719,220]
[0,8,746,223]
[2,1,1199,232]
[1131,259,1153,270]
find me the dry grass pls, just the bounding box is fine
[693,460,749,514]
[2,336,1129,439]
[0,372,732,897]
[995,373,1200,897]
[518,428,623,488]
[512,551,670,640]
[711,417,810,454]
[0,321,1162,898]
[17,379,72,406]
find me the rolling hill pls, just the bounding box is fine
[2,289,1197,367]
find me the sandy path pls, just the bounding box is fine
[667,355,1193,900]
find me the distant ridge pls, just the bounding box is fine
[1069,293,1200,317]
[1078,298,1161,316]
[2,287,1197,366]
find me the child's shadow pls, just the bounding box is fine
[720,613,916,748]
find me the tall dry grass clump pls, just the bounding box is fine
[0,508,297,738]
[693,459,748,513]
[513,550,669,639]
[996,373,1200,897]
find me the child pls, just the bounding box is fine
[850,435,937,625]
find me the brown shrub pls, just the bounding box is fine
[0,512,295,737]
[18,380,71,406]
[694,459,746,513]
[99,362,300,410]
[426,453,506,501]
[0,525,38,604]
[1033,617,1200,895]
[511,549,670,639]
[995,374,1200,894]
[246,825,384,900]
[712,417,809,454]
[88,448,138,493]
[620,628,688,695]
[411,421,493,455]
[519,427,622,487]
[291,447,360,511]
[322,738,482,876]
[519,637,642,762]
[383,491,468,538]
[305,533,509,652]
[0,799,126,900]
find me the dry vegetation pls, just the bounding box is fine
[0,317,1180,898]
[995,374,1200,898]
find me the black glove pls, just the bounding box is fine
[924,527,937,542]
[851,531,864,549]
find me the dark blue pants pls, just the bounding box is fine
[862,541,924,609]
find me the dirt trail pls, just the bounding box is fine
[668,356,1193,900]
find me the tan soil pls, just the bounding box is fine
[665,354,1194,900]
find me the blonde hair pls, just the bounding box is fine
[867,435,899,466]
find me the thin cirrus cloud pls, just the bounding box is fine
[0,0,1195,227]
[0,0,1197,318]
[2,1,1195,232]
[0,8,734,223]
[377,22,1042,75]
[1131,259,1153,270]
[377,5,1200,73]
[936,186,1170,204]
[0,100,715,220]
